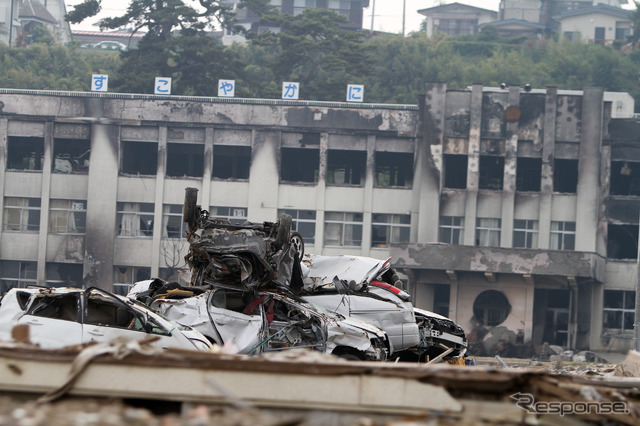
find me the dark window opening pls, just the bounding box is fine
[281,147,319,183]
[27,294,79,322]
[375,152,413,187]
[433,284,450,318]
[46,263,83,287]
[607,224,638,260]
[473,290,511,326]
[121,141,157,175]
[327,150,366,185]
[610,161,640,196]
[300,133,320,146]
[443,154,467,189]
[7,136,44,171]
[516,157,541,192]
[212,145,251,180]
[166,143,204,178]
[479,156,504,190]
[603,290,635,332]
[554,159,578,193]
[53,138,90,173]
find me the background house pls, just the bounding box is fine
[554,4,633,44]
[220,0,370,45]
[0,0,71,46]
[417,2,498,37]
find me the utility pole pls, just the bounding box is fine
[402,0,406,36]
[370,0,376,34]
[9,0,15,47]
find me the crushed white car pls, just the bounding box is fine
[0,287,212,351]
[301,254,467,361]
[128,279,389,361]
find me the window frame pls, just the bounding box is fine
[439,216,464,244]
[324,211,363,247]
[3,197,41,232]
[513,219,539,249]
[550,221,576,251]
[371,213,410,248]
[48,199,87,235]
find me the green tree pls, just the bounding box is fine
[66,0,238,95]
[252,8,374,101]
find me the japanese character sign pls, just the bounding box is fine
[347,84,364,102]
[218,79,235,97]
[91,74,108,92]
[282,82,299,100]
[155,77,172,95]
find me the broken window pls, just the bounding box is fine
[610,161,640,196]
[476,218,501,247]
[279,209,316,244]
[607,224,638,260]
[0,260,37,294]
[327,150,366,186]
[603,290,635,332]
[550,221,575,250]
[433,284,450,318]
[212,145,251,180]
[443,154,467,189]
[375,152,413,187]
[473,290,511,326]
[7,136,44,171]
[371,214,410,248]
[166,143,204,178]
[53,138,90,173]
[27,293,79,322]
[49,200,86,234]
[513,219,538,248]
[210,206,247,225]
[121,141,157,175]
[86,296,134,328]
[113,266,151,296]
[117,203,154,237]
[516,157,541,192]
[439,216,464,244]
[281,148,319,183]
[324,212,363,247]
[553,159,578,193]
[45,262,83,288]
[3,197,41,232]
[479,156,504,190]
[162,204,186,238]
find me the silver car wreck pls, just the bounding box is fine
[301,254,467,361]
[128,279,388,361]
[0,287,212,351]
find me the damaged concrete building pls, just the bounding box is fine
[0,84,636,355]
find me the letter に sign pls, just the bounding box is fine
[347,84,364,102]
[91,74,108,92]
[218,80,235,97]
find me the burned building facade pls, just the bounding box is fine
[0,84,635,354]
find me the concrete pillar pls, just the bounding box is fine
[201,128,214,210]
[575,87,604,252]
[500,86,521,248]
[37,121,53,285]
[589,282,604,350]
[414,82,446,243]
[361,135,376,256]
[524,279,535,344]
[538,87,558,249]
[247,130,279,221]
[83,100,120,290]
[316,133,328,253]
[150,126,167,276]
[463,84,483,246]
[449,279,459,323]
[0,119,8,253]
